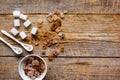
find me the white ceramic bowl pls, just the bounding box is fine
[18,54,47,80]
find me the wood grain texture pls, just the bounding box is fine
[0,1,120,79]
[0,0,120,14]
[0,14,120,32]
[0,41,120,57]
[0,57,120,80]
[0,14,120,57]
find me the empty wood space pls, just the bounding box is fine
[0,0,120,80]
[0,57,120,80]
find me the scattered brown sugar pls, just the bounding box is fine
[25,34,33,44]
[55,19,62,26]
[55,27,63,33]
[38,19,43,25]
[52,49,59,57]
[32,40,39,46]
[53,9,60,15]
[47,16,53,23]
[24,9,68,61]
[24,56,45,79]
[51,19,62,31]
[48,54,54,61]
[58,32,65,39]
[51,39,58,45]
[43,41,48,45]
[63,10,68,14]
[47,43,52,47]
[43,31,49,37]
[42,45,47,50]
[60,46,64,52]
[35,42,39,46]
[60,12,65,19]
[37,19,43,28]
[52,15,59,21]
[43,38,58,47]
[51,22,58,31]
[48,12,54,17]
[41,50,46,55]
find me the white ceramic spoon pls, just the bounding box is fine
[1,30,33,52]
[0,37,22,55]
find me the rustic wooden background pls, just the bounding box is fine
[0,0,120,80]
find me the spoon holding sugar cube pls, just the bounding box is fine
[0,37,22,55]
[1,30,33,52]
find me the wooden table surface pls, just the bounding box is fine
[0,0,120,80]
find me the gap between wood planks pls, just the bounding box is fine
[0,13,120,15]
[0,56,120,58]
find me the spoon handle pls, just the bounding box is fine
[0,37,12,48]
[1,30,33,52]
[1,30,21,44]
[0,37,22,55]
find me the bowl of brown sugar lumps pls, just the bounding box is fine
[18,54,47,80]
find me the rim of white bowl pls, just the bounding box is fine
[18,54,47,80]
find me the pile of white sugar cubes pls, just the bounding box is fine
[10,10,38,39]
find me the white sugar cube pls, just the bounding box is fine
[19,14,28,20]
[19,31,27,39]
[14,19,20,27]
[13,11,21,17]
[23,20,31,28]
[31,27,38,35]
[10,28,19,36]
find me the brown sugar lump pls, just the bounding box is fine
[27,70,35,77]
[41,50,46,55]
[38,19,43,25]
[32,60,39,66]
[37,19,43,28]
[51,39,58,45]
[41,45,47,50]
[47,16,53,23]
[53,9,60,15]
[60,46,65,52]
[48,54,54,61]
[60,12,65,19]
[51,19,62,31]
[52,49,59,57]
[63,10,68,14]
[48,12,54,17]
[55,27,63,33]
[55,19,62,26]
[52,15,59,21]
[51,22,58,31]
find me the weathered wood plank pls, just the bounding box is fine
[0,15,120,33]
[0,57,119,80]
[0,14,120,57]
[0,41,120,57]
[0,0,120,14]
[0,14,120,42]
